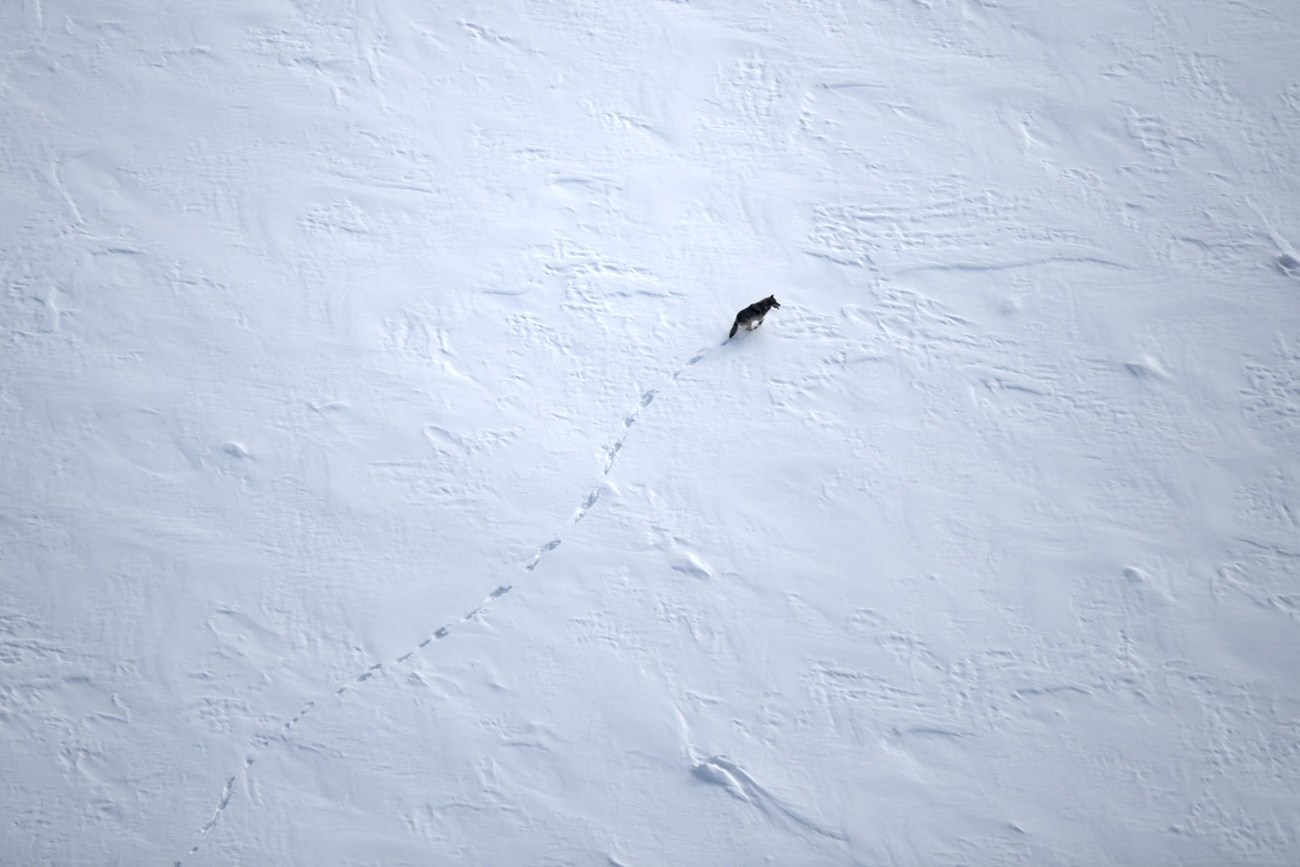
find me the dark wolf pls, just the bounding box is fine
[728,295,781,339]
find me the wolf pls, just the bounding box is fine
[728,295,781,339]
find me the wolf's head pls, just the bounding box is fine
[766,295,781,309]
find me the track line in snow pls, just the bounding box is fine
[175,338,728,863]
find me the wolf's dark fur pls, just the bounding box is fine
[728,295,781,339]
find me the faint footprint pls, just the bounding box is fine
[673,346,712,381]
[525,538,563,571]
[604,439,623,472]
[572,487,602,523]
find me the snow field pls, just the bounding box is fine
[2,0,1298,864]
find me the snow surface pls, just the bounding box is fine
[3,0,1299,863]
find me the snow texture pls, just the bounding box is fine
[2,0,1299,864]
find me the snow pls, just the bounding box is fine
[3,0,1299,863]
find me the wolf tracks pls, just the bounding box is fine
[177,341,720,863]
[583,342,717,519]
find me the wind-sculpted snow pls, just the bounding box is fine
[2,0,1298,864]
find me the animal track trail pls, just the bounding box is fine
[582,341,722,519]
[178,575,499,862]
[176,340,723,864]
[601,388,657,473]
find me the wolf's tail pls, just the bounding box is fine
[728,320,739,339]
